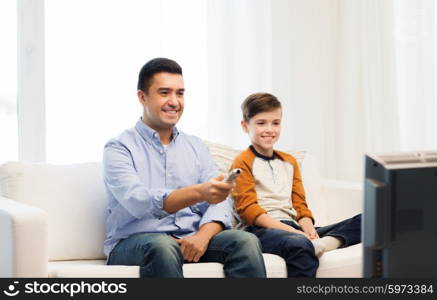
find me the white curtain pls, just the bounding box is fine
[206,0,273,149]
[267,0,437,182]
[0,1,18,164]
[395,0,437,152]
[207,0,403,181]
[329,0,437,180]
[44,0,209,163]
[11,0,437,180]
[328,0,400,181]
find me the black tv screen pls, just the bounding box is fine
[363,151,437,278]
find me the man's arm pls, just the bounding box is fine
[163,174,233,213]
[191,139,235,230]
[103,141,174,219]
[104,140,234,217]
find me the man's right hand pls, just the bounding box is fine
[198,174,234,204]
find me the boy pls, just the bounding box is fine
[231,92,361,277]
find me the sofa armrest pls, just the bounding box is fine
[321,180,363,225]
[0,196,48,277]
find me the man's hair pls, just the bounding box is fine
[241,92,282,122]
[137,57,183,93]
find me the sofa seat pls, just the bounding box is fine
[316,244,362,277]
[48,254,287,278]
[47,246,361,278]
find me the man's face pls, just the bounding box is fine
[242,108,282,156]
[138,72,185,132]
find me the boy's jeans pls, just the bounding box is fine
[107,229,267,278]
[246,214,362,277]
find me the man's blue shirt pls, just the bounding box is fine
[102,119,233,257]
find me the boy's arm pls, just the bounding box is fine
[288,157,318,238]
[254,213,308,237]
[298,217,319,239]
[231,157,267,225]
[289,157,314,224]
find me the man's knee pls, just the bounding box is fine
[133,234,184,278]
[223,230,263,253]
[140,234,183,262]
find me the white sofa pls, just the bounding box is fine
[0,141,363,278]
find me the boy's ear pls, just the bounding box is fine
[241,120,249,133]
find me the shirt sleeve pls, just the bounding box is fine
[103,140,173,219]
[199,198,233,229]
[193,139,233,228]
[231,155,267,225]
[290,157,314,223]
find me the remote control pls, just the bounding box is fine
[223,168,242,183]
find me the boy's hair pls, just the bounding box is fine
[241,93,282,122]
[137,57,183,93]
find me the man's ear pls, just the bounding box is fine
[137,90,146,106]
[241,120,249,133]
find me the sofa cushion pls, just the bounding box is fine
[0,162,107,261]
[47,246,363,278]
[203,140,306,174]
[47,253,286,278]
[316,244,362,277]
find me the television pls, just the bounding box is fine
[363,150,437,278]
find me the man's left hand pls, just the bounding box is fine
[176,233,210,262]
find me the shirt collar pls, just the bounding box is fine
[249,145,276,161]
[135,118,180,144]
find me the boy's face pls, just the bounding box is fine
[241,108,282,156]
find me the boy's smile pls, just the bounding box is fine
[242,108,282,157]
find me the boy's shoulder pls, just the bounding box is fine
[232,147,256,166]
[274,149,298,165]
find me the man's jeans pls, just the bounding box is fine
[107,229,267,278]
[246,214,362,278]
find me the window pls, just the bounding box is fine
[0,2,18,164]
[45,0,208,163]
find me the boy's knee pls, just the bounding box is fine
[285,236,315,254]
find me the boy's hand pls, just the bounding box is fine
[299,217,319,240]
[198,174,234,204]
[287,227,310,239]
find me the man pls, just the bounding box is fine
[103,58,266,278]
